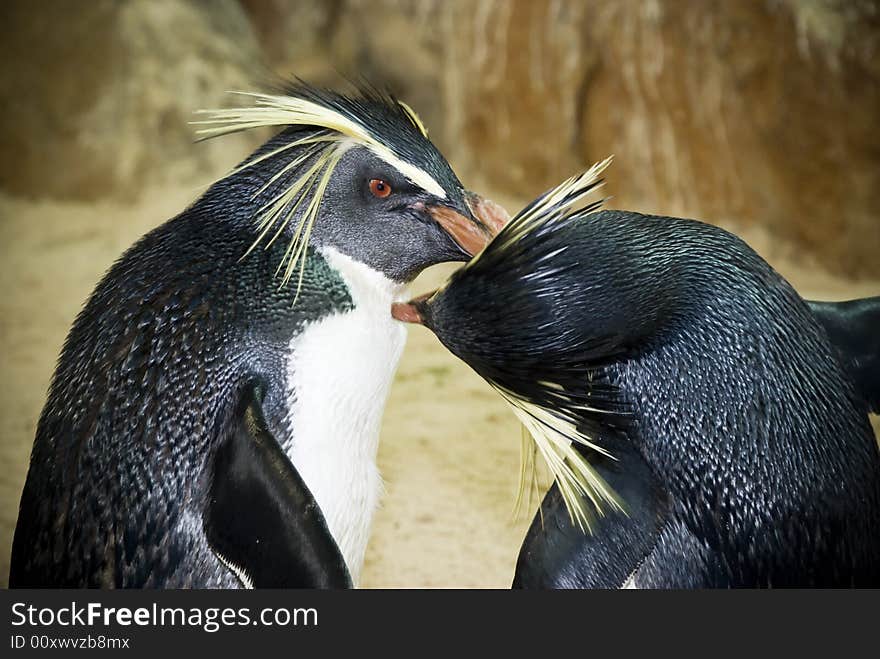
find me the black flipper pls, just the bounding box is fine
[204,380,352,588]
[513,432,670,589]
[808,297,880,414]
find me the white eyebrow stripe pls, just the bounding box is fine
[369,144,446,199]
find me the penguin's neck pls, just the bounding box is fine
[284,246,408,585]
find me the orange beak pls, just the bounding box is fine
[391,291,431,324]
[428,191,510,257]
[395,193,509,325]
[395,192,509,325]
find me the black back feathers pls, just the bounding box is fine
[808,296,880,414]
[413,164,880,586]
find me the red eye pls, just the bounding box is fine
[369,179,392,198]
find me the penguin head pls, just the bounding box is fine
[197,83,508,285]
[305,129,509,282]
[392,160,629,379]
[392,160,626,528]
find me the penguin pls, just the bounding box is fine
[9,83,506,588]
[393,162,880,587]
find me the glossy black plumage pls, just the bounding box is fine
[417,208,880,587]
[10,188,349,587]
[514,432,669,588]
[808,297,880,414]
[10,86,479,588]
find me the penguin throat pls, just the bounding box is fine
[282,246,408,584]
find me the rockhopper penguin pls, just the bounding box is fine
[393,161,880,587]
[10,84,506,588]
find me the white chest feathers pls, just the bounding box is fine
[284,247,408,585]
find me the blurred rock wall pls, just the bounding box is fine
[0,0,262,201]
[1,0,878,276]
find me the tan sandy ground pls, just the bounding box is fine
[0,186,877,588]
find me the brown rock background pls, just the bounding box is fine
[0,0,262,201]
[2,0,878,273]
[0,0,878,587]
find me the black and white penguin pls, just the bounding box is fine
[394,163,880,587]
[9,84,506,588]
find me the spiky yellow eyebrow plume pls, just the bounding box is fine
[479,157,622,531]
[469,157,613,270]
[194,92,443,196]
[502,386,624,532]
[192,91,443,294]
[397,100,429,138]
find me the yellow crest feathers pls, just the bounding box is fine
[193,87,443,295]
[476,158,619,531]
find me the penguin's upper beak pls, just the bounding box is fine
[397,192,508,325]
[428,191,510,257]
